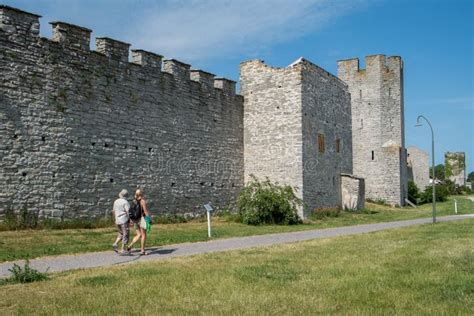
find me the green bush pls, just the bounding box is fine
[408,180,420,204]
[237,176,302,225]
[7,260,48,284]
[420,184,449,203]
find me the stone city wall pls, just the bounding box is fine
[445,152,466,186]
[0,6,243,219]
[341,173,365,211]
[407,146,430,191]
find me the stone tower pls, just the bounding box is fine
[445,152,466,186]
[407,146,430,191]
[337,55,407,206]
[240,58,353,218]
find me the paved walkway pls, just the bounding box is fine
[1,215,473,278]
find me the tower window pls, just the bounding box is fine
[371,150,374,160]
[389,88,391,97]
[359,90,362,99]
[318,134,325,153]
[336,139,341,153]
[361,119,363,129]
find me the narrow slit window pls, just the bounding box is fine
[336,138,341,153]
[359,90,362,99]
[371,150,374,160]
[389,88,391,97]
[318,134,325,153]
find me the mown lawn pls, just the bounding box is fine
[1,219,472,315]
[0,196,472,262]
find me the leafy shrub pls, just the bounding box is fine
[237,176,302,225]
[7,260,48,284]
[420,184,449,203]
[310,208,341,220]
[408,180,420,204]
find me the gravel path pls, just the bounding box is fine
[1,215,472,278]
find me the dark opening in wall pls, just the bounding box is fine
[389,88,391,97]
[124,145,127,149]
[52,173,56,178]
[41,136,45,142]
[91,142,96,146]
[148,148,152,152]
[104,143,109,148]
[371,151,374,160]
[277,106,280,109]
[22,172,27,177]
[318,133,325,153]
[70,140,74,144]
[171,182,175,187]
[211,183,214,187]
[232,183,235,187]
[359,90,362,99]
[336,138,341,153]
[110,178,114,183]
[135,146,138,150]
[200,182,205,186]
[14,134,18,139]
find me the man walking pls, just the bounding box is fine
[112,189,130,255]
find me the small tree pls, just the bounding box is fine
[429,164,445,181]
[237,176,302,225]
[467,171,474,183]
[420,184,449,203]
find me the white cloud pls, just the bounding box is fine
[124,0,368,62]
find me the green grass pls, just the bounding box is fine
[0,219,472,314]
[0,196,472,262]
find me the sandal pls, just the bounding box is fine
[139,251,148,256]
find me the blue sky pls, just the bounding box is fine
[3,0,474,175]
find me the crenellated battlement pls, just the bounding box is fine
[50,21,91,51]
[0,4,244,219]
[337,54,403,80]
[131,49,163,68]
[0,5,40,41]
[0,4,238,97]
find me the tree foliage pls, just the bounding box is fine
[237,176,302,225]
[429,164,445,181]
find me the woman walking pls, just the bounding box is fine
[127,189,152,255]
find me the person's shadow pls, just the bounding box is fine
[127,247,177,256]
[147,248,177,255]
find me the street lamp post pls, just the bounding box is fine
[415,115,436,223]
